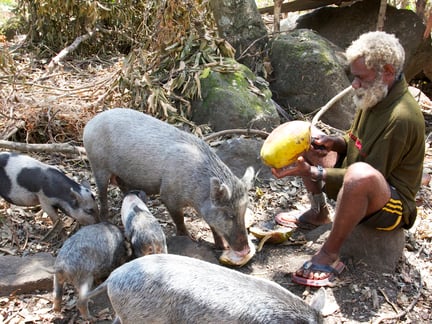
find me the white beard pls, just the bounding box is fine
[353,78,389,111]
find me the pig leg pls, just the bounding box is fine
[76,276,94,320]
[39,201,64,241]
[92,170,111,220]
[52,273,64,312]
[163,202,189,236]
[209,226,229,250]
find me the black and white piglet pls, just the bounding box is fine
[0,152,99,225]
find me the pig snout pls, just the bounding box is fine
[219,236,256,267]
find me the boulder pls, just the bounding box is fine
[305,223,405,273]
[295,0,432,81]
[213,137,273,180]
[340,224,405,273]
[0,253,54,296]
[269,29,354,130]
[191,60,280,132]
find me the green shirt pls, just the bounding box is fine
[325,77,425,228]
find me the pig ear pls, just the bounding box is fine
[241,166,255,190]
[309,287,337,316]
[210,177,231,204]
[70,188,82,203]
[81,180,91,190]
[309,287,326,312]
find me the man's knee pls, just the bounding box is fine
[344,162,380,185]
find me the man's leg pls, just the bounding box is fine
[297,162,391,280]
[275,150,337,226]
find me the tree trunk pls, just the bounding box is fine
[208,0,268,73]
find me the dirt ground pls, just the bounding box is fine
[0,151,432,324]
[0,18,432,324]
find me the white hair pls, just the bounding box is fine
[345,31,405,77]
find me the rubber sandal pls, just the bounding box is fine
[291,259,345,287]
[275,211,319,230]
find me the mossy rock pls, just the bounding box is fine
[191,59,279,132]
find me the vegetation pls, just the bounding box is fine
[0,0,431,137]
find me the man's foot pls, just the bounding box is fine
[292,249,345,287]
[275,205,332,229]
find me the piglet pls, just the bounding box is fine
[0,152,99,227]
[86,254,327,324]
[53,222,129,319]
[121,190,167,256]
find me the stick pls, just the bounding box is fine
[0,140,86,156]
[376,0,387,31]
[372,272,423,324]
[311,86,353,126]
[46,29,96,74]
[203,129,269,142]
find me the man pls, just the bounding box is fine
[272,31,425,287]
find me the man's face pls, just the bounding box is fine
[350,57,388,111]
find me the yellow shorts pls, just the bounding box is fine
[360,186,404,231]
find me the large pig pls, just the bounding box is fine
[83,108,255,265]
[0,151,99,226]
[86,254,326,324]
[53,222,129,320]
[121,190,167,256]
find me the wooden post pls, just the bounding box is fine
[376,0,387,31]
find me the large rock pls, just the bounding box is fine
[270,29,354,130]
[295,0,432,81]
[214,137,273,181]
[305,223,405,273]
[340,224,405,273]
[191,60,280,132]
[0,253,54,296]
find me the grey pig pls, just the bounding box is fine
[121,190,167,256]
[86,254,326,324]
[53,222,129,319]
[83,108,255,263]
[0,151,98,225]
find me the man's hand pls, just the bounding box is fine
[312,134,347,155]
[271,156,311,179]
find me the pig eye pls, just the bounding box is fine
[85,208,96,214]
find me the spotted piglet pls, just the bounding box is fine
[0,152,99,227]
[121,190,168,257]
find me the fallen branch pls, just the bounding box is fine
[45,29,97,74]
[0,140,86,156]
[203,129,269,142]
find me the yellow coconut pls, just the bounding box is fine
[260,120,311,169]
